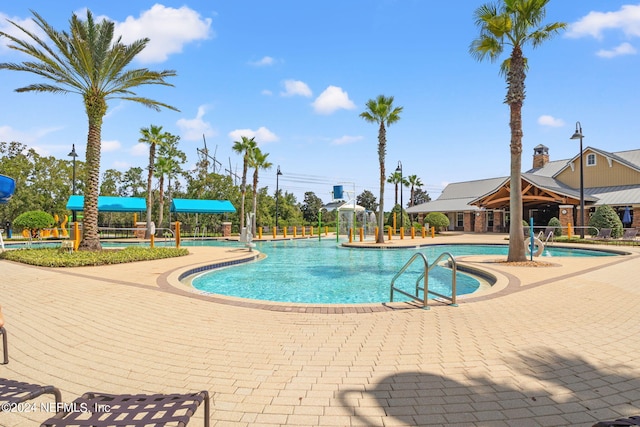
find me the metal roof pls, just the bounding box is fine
[585,185,640,206]
[66,195,146,212]
[170,199,236,214]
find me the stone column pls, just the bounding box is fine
[222,222,232,237]
[632,207,640,229]
[493,210,503,233]
[474,211,486,233]
[464,212,473,232]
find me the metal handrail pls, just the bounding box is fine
[390,253,429,309]
[416,252,458,306]
[390,251,459,309]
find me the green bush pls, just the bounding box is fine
[547,217,562,236]
[385,204,410,230]
[588,205,623,238]
[13,211,55,237]
[424,212,450,232]
[0,246,189,267]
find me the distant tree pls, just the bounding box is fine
[121,167,145,197]
[248,147,272,235]
[357,190,378,213]
[100,169,122,196]
[387,171,406,206]
[300,192,324,223]
[232,136,257,233]
[360,95,403,243]
[139,124,169,238]
[470,0,566,261]
[411,188,431,207]
[155,133,185,227]
[0,10,178,250]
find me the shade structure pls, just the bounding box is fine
[170,199,236,214]
[0,175,16,204]
[66,195,146,212]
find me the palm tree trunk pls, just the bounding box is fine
[377,122,386,243]
[79,121,102,251]
[252,171,258,236]
[145,144,155,239]
[158,174,165,227]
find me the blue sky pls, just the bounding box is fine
[1,1,639,208]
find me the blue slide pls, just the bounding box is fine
[0,174,16,204]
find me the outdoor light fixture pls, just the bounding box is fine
[68,144,78,222]
[570,122,585,239]
[395,161,403,231]
[275,166,282,229]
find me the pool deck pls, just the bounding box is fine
[2,232,640,426]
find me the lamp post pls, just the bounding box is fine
[570,122,585,239]
[68,144,78,222]
[275,166,282,229]
[395,161,403,231]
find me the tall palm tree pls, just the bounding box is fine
[470,0,565,261]
[232,136,257,234]
[139,125,168,238]
[407,174,424,223]
[0,10,177,250]
[155,134,185,227]
[360,95,403,243]
[248,147,272,236]
[387,171,403,207]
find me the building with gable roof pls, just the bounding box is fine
[406,145,640,233]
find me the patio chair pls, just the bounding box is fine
[593,228,612,240]
[41,390,210,427]
[593,414,640,426]
[0,377,62,409]
[621,228,638,243]
[1,326,7,364]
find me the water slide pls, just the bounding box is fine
[0,174,16,204]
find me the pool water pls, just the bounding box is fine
[189,240,615,304]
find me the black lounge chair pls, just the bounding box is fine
[0,377,62,409]
[593,414,640,426]
[594,228,612,240]
[622,228,638,242]
[41,390,210,427]
[1,326,7,364]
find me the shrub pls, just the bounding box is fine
[385,204,410,230]
[13,211,55,237]
[547,217,562,236]
[424,212,449,232]
[589,205,623,238]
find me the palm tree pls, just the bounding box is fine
[407,174,423,223]
[232,136,257,234]
[360,95,403,243]
[0,10,177,250]
[139,125,168,238]
[248,147,272,236]
[470,0,565,261]
[154,133,185,228]
[387,171,403,207]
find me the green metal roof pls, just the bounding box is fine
[66,195,146,212]
[170,198,236,214]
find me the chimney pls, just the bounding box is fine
[533,144,549,169]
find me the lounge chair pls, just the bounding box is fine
[594,228,612,240]
[593,414,640,426]
[621,228,638,243]
[41,390,210,427]
[0,378,62,409]
[0,326,7,364]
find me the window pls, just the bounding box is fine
[456,212,464,228]
[586,153,596,166]
[487,211,494,227]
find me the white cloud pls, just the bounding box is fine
[228,126,278,144]
[249,56,275,66]
[597,42,637,58]
[130,142,148,157]
[312,86,356,115]
[101,140,122,152]
[0,13,46,52]
[261,89,273,96]
[114,4,213,63]
[331,135,363,145]
[280,79,312,97]
[176,105,217,141]
[537,115,565,128]
[567,4,640,39]
[113,160,132,170]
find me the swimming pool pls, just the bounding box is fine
[189,240,617,304]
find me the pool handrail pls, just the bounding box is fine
[390,251,459,309]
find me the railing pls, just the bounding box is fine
[389,251,458,309]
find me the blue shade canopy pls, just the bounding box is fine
[0,174,16,204]
[66,195,147,212]
[170,199,236,214]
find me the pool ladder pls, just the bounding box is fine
[389,252,458,310]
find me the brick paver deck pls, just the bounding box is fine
[1,234,639,426]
